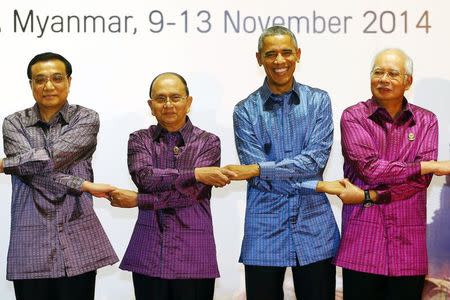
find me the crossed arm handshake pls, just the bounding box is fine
[3,159,450,208]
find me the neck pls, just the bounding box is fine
[376,98,404,119]
[268,79,293,95]
[39,106,63,122]
[162,121,186,133]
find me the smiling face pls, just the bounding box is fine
[256,34,301,94]
[370,50,412,106]
[30,59,71,113]
[148,74,192,132]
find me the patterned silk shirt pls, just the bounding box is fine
[2,103,118,280]
[334,98,438,276]
[120,118,220,279]
[233,79,340,267]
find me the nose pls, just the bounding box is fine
[274,53,285,64]
[379,72,390,83]
[163,99,174,108]
[43,79,56,90]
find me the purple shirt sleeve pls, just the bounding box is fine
[2,111,99,175]
[128,131,220,210]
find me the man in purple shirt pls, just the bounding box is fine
[335,48,450,300]
[0,52,118,300]
[109,72,236,300]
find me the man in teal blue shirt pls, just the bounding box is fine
[225,26,340,300]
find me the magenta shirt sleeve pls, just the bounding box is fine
[375,116,438,203]
[340,109,422,185]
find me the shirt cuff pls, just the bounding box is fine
[301,180,319,190]
[374,189,391,204]
[175,169,197,190]
[258,161,276,180]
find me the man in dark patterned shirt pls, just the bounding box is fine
[0,52,118,300]
[108,72,235,300]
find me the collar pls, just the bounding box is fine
[23,102,70,127]
[260,78,300,111]
[367,97,416,124]
[151,116,194,144]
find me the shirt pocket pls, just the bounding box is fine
[8,225,52,274]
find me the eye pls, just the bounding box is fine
[171,95,182,102]
[388,71,400,78]
[52,74,65,83]
[34,76,47,85]
[154,96,167,103]
[372,69,385,76]
[264,52,277,59]
[282,50,293,57]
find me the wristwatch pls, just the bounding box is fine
[363,190,375,208]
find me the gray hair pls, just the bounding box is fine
[258,26,298,53]
[371,48,413,76]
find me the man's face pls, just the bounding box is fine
[30,59,71,112]
[149,75,192,132]
[370,51,412,104]
[256,34,301,94]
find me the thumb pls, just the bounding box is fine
[222,169,238,178]
[339,178,351,187]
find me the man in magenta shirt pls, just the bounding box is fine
[335,49,450,300]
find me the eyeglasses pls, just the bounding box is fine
[151,95,187,104]
[31,73,68,86]
[371,69,407,80]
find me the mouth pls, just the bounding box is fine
[377,86,392,92]
[273,67,288,74]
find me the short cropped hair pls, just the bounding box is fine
[258,26,298,53]
[149,72,190,97]
[27,52,72,79]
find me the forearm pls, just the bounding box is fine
[23,172,85,201]
[137,189,207,210]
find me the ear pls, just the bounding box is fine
[296,48,301,63]
[256,52,262,66]
[404,75,413,90]
[66,76,72,92]
[147,99,155,116]
[185,96,193,113]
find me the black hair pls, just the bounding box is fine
[27,52,72,79]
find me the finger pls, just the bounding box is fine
[221,169,238,178]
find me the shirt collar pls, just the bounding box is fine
[367,97,416,124]
[151,116,194,144]
[260,78,300,111]
[24,102,70,126]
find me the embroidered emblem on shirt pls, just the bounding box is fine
[408,133,415,141]
[173,146,180,155]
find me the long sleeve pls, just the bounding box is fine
[2,109,99,175]
[373,117,438,203]
[128,130,220,210]
[233,92,332,195]
[340,109,422,185]
[22,160,93,201]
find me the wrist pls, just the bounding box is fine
[81,181,92,192]
[251,164,260,177]
[315,181,325,192]
[421,161,436,175]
